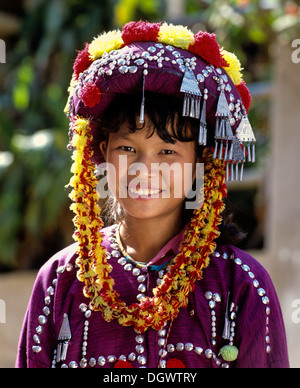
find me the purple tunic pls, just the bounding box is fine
[16,224,289,368]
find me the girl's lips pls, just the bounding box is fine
[126,186,163,199]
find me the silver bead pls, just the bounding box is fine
[136,294,145,301]
[118,258,126,266]
[205,291,213,300]
[107,355,116,363]
[132,268,140,276]
[135,335,144,344]
[253,279,259,288]
[138,284,146,293]
[167,344,175,353]
[209,300,216,309]
[32,345,42,353]
[185,343,194,351]
[135,59,145,66]
[257,288,266,296]
[98,356,106,366]
[80,358,87,368]
[112,250,121,258]
[213,293,221,302]
[43,306,50,316]
[47,286,54,295]
[137,274,146,283]
[44,296,51,306]
[148,46,156,53]
[176,342,184,351]
[158,329,166,337]
[262,296,270,305]
[205,349,213,359]
[136,344,144,354]
[129,66,138,74]
[128,352,136,361]
[69,361,78,368]
[124,263,133,271]
[56,266,65,274]
[33,334,40,344]
[158,338,165,347]
[89,358,96,367]
[234,258,242,265]
[38,315,47,325]
[194,347,203,355]
[241,264,250,272]
[119,66,128,74]
[137,355,146,365]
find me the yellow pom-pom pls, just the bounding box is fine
[222,50,243,85]
[89,30,123,60]
[219,345,239,362]
[158,23,194,50]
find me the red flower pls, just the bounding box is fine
[188,32,228,68]
[114,360,134,368]
[73,43,93,80]
[81,82,101,108]
[236,80,251,113]
[122,21,161,45]
[166,358,186,368]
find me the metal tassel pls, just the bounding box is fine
[56,313,72,363]
[222,292,231,340]
[180,67,202,118]
[139,69,147,124]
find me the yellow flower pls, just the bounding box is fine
[222,50,243,85]
[158,23,194,50]
[89,30,123,60]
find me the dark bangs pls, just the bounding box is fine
[94,91,214,151]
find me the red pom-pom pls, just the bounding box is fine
[166,358,186,368]
[81,82,101,108]
[114,360,134,368]
[236,80,251,113]
[122,21,161,45]
[73,43,93,80]
[189,32,228,68]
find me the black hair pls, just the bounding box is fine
[95,92,246,246]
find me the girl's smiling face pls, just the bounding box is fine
[100,115,200,222]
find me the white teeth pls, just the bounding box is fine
[128,188,160,196]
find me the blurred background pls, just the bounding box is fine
[0,0,299,367]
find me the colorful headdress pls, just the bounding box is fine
[65,21,256,333]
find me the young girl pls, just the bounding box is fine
[16,21,289,368]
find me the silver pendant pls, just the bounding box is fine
[56,313,72,363]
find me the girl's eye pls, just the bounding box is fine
[119,146,135,152]
[161,150,176,155]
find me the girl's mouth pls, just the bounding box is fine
[126,185,163,199]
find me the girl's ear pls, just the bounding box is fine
[201,146,210,163]
[99,141,107,161]
[196,146,210,164]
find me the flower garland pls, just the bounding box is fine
[69,116,227,334]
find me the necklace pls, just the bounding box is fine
[69,118,227,333]
[115,224,147,269]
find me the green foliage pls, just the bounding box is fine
[0,0,115,269]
